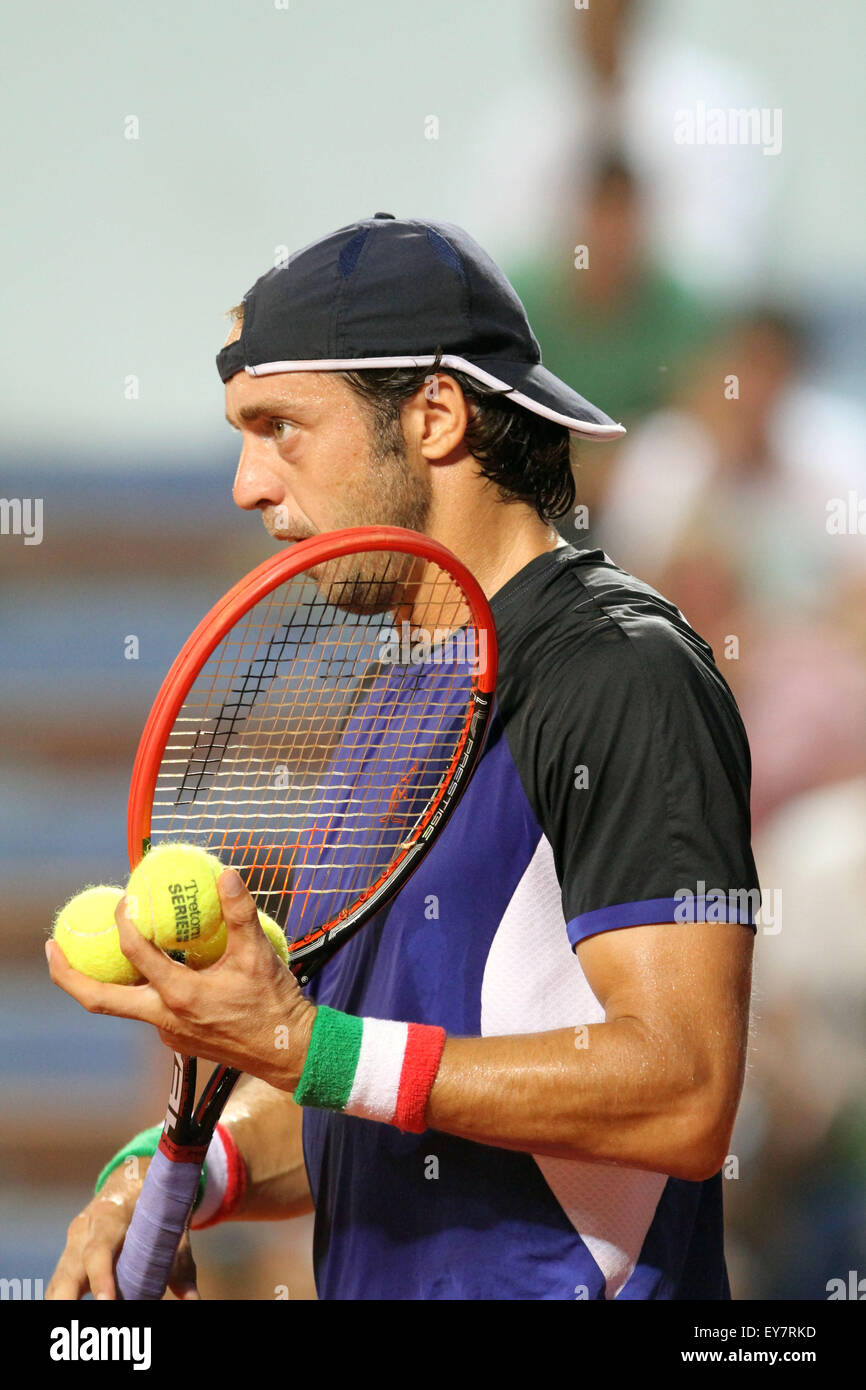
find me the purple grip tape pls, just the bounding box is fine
[116,1148,203,1301]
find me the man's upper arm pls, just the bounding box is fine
[521,599,759,1166]
[577,918,754,1168]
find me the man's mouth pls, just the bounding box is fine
[262,508,316,544]
[268,524,315,544]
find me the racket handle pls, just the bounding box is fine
[116,1148,202,1301]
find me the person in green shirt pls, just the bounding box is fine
[512,154,719,430]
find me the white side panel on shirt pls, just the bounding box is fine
[479,834,667,1299]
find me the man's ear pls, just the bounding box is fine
[407,373,470,462]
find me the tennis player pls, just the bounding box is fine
[47,214,756,1300]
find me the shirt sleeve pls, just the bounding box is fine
[502,609,760,949]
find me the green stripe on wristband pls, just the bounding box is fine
[95,1124,162,1194]
[293,1005,364,1110]
[95,1123,207,1209]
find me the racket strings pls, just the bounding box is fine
[149,548,480,946]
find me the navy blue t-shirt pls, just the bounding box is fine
[302,545,757,1300]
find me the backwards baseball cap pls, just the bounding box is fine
[216,213,625,441]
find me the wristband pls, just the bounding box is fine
[95,1124,163,1195]
[294,1005,446,1133]
[95,1123,207,1210]
[189,1124,247,1229]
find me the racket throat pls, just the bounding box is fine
[158,1052,201,1154]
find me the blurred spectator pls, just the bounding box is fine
[600,312,866,606]
[725,776,866,1298]
[596,311,866,826]
[513,153,716,427]
[461,0,781,298]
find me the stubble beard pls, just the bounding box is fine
[310,431,433,615]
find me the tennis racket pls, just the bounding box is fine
[114,525,497,1300]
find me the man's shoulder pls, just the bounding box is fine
[491,545,719,708]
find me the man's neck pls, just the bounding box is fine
[430,505,566,600]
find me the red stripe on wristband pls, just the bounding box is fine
[219,1124,247,1221]
[194,1124,248,1230]
[393,1022,447,1133]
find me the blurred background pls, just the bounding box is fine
[2,0,865,1300]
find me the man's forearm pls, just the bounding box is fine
[426,1019,729,1182]
[221,1022,728,1196]
[219,1075,313,1220]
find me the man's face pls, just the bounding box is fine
[224,356,432,612]
[224,362,430,543]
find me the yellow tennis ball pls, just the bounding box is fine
[126,843,225,964]
[186,921,228,969]
[52,886,144,985]
[259,912,289,965]
[186,912,288,969]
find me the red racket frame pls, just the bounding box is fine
[127,526,498,970]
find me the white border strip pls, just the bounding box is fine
[189,1127,229,1229]
[243,354,626,439]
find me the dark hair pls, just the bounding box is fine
[339,355,576,521]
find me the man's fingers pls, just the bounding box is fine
[46,1261,88,1301]
[82,1240,118,1301]
[173,1282,202,1301]
[168,1233,200,1300]
[45,938,166,1025]
[47,1206,125,1301]
[47,900,198,1026]
[217,869,263,949]
[115,899,190,993]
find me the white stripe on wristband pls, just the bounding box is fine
[344,1018,412,1124]
[293,1006,447,1133]
[189,1124,246,1229]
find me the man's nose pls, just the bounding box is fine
[232,440,284,512]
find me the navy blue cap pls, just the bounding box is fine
[216,214,625,441]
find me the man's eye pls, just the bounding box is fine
[272,420,295,441]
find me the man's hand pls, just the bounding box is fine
[45,869,316,1091]
[46,1160,199,1301]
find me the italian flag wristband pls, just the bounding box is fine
[189,1124,247,1229]
[294,1006,446,1133]
[94,1125,188,1197]
[94,1123,240,1221]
